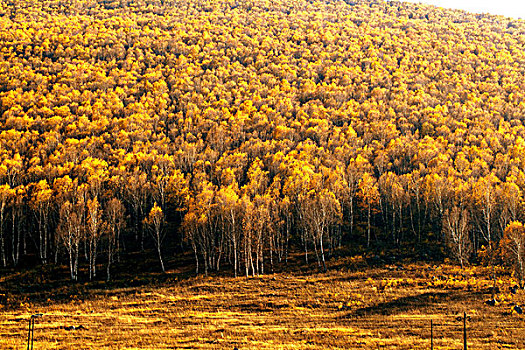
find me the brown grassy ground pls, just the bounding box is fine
[1,257,524,349]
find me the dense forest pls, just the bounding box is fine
[1,0,525,284]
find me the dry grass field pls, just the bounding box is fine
[1,256,525,349]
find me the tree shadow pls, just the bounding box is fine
[341,290,480,318]
[0,250,199,310]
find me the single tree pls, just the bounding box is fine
[501,222,525,288]
[145,202,166,272]
[442,206,471,269]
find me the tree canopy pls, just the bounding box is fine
[2,0,525,278]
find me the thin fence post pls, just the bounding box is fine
[27,318,32,350]
[463,312,467,350]
[31,318,35,350]
[26,314,43,350]
[430,319,433,350]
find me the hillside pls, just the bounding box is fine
[1,0,525,282]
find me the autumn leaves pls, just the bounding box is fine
[1,0,525,281]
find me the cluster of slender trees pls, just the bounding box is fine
[0,0,525,284]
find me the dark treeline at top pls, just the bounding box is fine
[1,0,525,284]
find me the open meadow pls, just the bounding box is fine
[2,257,524,349]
